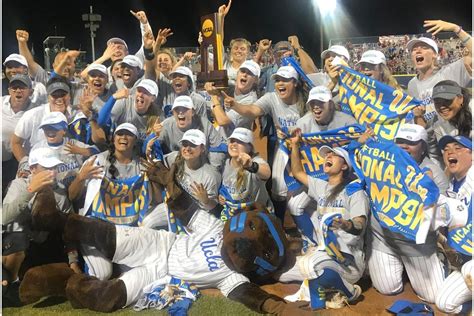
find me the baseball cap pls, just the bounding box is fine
[438,135,472,151]
[229,127,254,144]
[318,145,352,170]
[121,55,143,70]
[3,54,28,67]
[9,74,32,89]
[28,147,63,168]
[406,37,438,54]
[114,123,138,137]
[87,63,108,76]
[395,124,428,143]
[106,37,128,50]
[432,83,462,100]
[239,60,261,77]
[307,86,332,104]
[137,79,158,97]
[271,65,299,81]
[47,82,71,95]
[321,45,350,62]
[169,66,195,86]
[179,129,207,146]
[273,41,293,53]
[172,95,194,110]
[39,112,68,131]
[356,50,387,65]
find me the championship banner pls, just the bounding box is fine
[338,66,421,141]
[280,125,364,192]
[69,114,90,144]
[218,186,254,222]
[348,140,440,243]
[447,198,472,256]
[90,173,150,226]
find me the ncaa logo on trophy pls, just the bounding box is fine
[196,12,228,89]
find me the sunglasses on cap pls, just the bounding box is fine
[357,62,377,71]
[274,76,293,83]
[115,130,135,137]
[433,98,454,109]
[395,138,423,146]
[181,140,199,148]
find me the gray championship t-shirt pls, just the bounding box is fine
[255,92,301,129]
[296,110,357,133]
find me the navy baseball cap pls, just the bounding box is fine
[438,135,472,151]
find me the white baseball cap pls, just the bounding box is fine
[107,37,128,50]
[121,55,143,70]
[172,95,194,110]
[229,127,254,144]
[39,112,68,130]
[356,50,386,65]
[28,147,63,168]
[318,145,352,170]
[114,123,138,137]
[87,63,108,76]
[179,129,207,146]
[321,45,350,62]
[239,60,261,77]
[137,79,158,97]
[170,66,195,86]
[3,53,28,67]
[307,86,332,104]
[395,123,428,143]
[271,65,298,81]
[406,37,439,54]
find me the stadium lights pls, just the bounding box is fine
[314,0,337,18]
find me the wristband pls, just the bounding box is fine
[143,47,155,61]
[455,26,462,34]
[245,161,259,173]
[67,250,79,264]
[462,35,471,44]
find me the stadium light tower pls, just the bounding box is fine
[313,0,337,66]
[82,6,101,60]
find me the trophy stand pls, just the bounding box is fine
[196,13,228,89]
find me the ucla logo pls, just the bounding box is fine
[200,237,222,272]
[202,19,214,38]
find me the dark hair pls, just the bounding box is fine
[326,168,356,203]
[433,80,472,137]
[107,142,119,180]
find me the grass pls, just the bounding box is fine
[2,295,261,316]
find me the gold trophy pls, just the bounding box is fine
[196,13,228,89]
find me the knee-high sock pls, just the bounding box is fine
[292,213,316,244]
[309,268,355,299]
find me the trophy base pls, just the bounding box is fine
[196,70,229,90]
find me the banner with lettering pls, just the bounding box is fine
[338,66,421,141]
[90,173,150,226]
[447,198,472,256]
[348,139,439,243]
[218,185,255,222]
[280,125,364,192]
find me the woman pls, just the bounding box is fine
[219,128,272,220]
[224,65,307,222]
[141,129,221,228]
[205,60,260,138]
[68,123,162,280]
[431,80,472,141]
[290,134,368,303]
[394,123,449,192]
[225,38,252,87]
[355,50,402,89]
[154,95,226,170]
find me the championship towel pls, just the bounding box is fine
[338,66,421,142]
[89,173,150,226]
[317,212,354,266]
[279,125,364,192]
[348,140,439,243]
[447,197,472,256]
[218,185,255,222]
[134,276,200,314]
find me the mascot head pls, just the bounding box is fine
[221,207,289,280]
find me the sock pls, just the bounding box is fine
[460,301,472,314]
[292,213,316,244]
[311,268,354,298]
[308,279,326,309]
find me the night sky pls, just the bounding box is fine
[2,0,472,65]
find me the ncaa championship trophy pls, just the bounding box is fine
[196,12,228,89]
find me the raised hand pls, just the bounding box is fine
[257,39,272,52]
[424,20,459,35]
[78,156,103,181]
[288,35,301,49]
[64,141,89,156]
[113,88,129,100]
[221,91,235,108]
[289,128,302,146]
[16,29,30,42]
[204,82,221,96]
[130,10,148,24]
[145,135,160,161]
[143,27,155,49]
[79,86,96,116]
[236,152,252,169]
[218,0,232,17]
[153,120,163,136]
[156,28,174,47]
[357,124,375,144]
